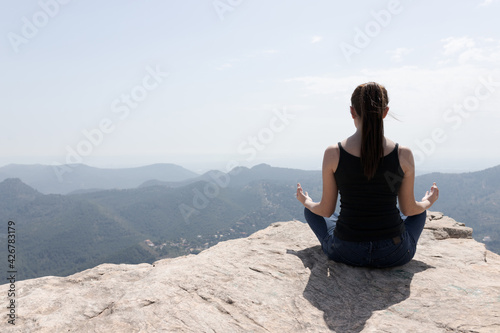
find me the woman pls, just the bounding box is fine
[296,82,439,268]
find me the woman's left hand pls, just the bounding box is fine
[296,183,312,205]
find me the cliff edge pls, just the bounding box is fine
[2,212,499,332]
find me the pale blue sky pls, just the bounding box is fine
[1,0,499,174]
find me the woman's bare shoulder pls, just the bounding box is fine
[324,144,340,171]
[326,143,340,151]
[397,144,415,173]
[397,144,413,157]
[325,143,341,158]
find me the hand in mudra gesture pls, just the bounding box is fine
[422,182,439,205]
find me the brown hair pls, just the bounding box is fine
[350,82,389,180]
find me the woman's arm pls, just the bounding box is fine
[297,145,338,217]
[397,146,439,216]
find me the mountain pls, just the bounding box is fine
[414,165,500,254]
[0,163,198,194]
[2,213,499,332]
[0,173,308,280]
[0,178,41,210]
[140,163,321,189]
[0,178,147,279]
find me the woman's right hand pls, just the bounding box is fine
[421,182,439,207]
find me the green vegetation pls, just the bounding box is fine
[414,165,500,254]
[0,177,307,281]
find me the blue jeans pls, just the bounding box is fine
[304,208,427,268]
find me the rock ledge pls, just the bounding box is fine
[2,212,499,332]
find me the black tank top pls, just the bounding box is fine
[333,142,405,242]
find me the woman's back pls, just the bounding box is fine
[334,140,405,242]
[339,136,397,159]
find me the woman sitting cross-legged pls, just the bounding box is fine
[296,82,439,268]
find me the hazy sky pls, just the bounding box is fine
[1,0,499,174]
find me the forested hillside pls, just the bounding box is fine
[414,165,500,254]
[0,165,320,280]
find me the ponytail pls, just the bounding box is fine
[350,82,388,180]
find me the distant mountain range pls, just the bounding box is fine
[0,163,198,194]
[0,163,498,281]
[0,164,321,281]
[414,164,500,255]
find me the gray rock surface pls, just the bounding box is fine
[2,212,500,332]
